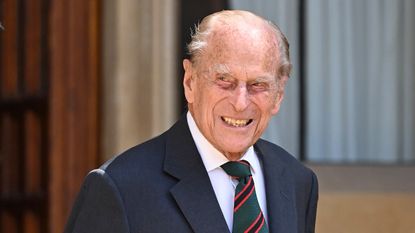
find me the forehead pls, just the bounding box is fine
[199,23,279,77]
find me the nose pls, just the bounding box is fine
[231,85,250,112]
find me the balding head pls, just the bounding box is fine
[187,10,292,84]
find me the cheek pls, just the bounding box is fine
[198,88,226,109]
[265,93,282,115]
[193,89,219,120]
[253,95,278,114]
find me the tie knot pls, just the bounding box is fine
[221,160,251,179]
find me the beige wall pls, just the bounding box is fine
[311,165,415,233]
[318,193,415,233]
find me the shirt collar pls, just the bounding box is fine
[186,112,259,174]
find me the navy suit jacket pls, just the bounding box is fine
[64,115,318,233]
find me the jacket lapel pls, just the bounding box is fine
[163,116,229,233]
[255,140,297,233]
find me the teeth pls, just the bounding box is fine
[222,117,250,127]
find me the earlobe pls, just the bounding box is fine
[271,93,284,115]
[183,59,194,103]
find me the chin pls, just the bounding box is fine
[221,142,251,154]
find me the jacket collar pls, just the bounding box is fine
[163,115,295,233]
[163,115,230,233]
[255,140,297,233]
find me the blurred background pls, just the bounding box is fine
[0,0,414,232]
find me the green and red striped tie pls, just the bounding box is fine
[221,160,269,233]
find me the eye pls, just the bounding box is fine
[248,81,269,93]
[215,76,234,89]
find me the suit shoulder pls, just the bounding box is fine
[100,132,167,175]
[256,139,315,176]
[256,138,296,163]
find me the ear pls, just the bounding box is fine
[183,59,195,104]
[271,92,284,115]
[271,76,288,115]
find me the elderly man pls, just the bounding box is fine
[64,10,318,233]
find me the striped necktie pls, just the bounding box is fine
[221,160,269,233]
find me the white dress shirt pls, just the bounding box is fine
[186,112,268,231]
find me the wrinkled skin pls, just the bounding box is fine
[183,16,285,161]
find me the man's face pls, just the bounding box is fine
[183,28,284,160]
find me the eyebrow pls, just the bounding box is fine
[252,75,275,83]
[209,63,276,82]
[210,64,231,75]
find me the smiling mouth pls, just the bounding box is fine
[221,116,253,127]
